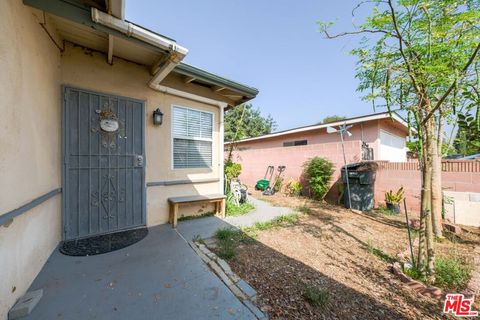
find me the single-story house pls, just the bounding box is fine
[0,0,257,317]
[226,112,410,187]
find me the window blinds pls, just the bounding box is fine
[172,106,213,168]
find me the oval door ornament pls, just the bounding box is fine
[100,119,119,132]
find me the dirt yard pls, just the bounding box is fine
[224,191,480,319]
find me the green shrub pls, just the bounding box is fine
[375,206,396,216]
[252,213,299,231]
[225,160,242,182]
[226,200,255,217]
[241,213,300,238]
[217,241,236,260]
[403,265,427,283]
[214,228,244,260]
[273,213,299,224]
[403,255,473,291]
[241,226,259,239]
[384,187,404,204]
[435,256,473,291]
[215,228,238,240]
[303,285,330,309]
[254,220,274,231]
[284,179,302,196]
[274,176,284,192]
[303,157,335,200]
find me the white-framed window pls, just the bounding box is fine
[379,129,407,162]
[283,140,308,147]
[172,105,213,169]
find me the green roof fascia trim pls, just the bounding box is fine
[174,63,259,98]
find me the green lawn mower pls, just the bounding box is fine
[255,166,274,191]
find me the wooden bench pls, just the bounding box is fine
[168,194,226,228]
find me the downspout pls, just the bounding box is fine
[91,8,188,85]
[219,104,226,194]
[91,7,227,194]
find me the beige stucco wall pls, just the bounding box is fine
[0,4,228,318]
[0,2,62,319]
[61,43,223,224]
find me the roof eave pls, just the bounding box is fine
[23,0,172,55]
[227,111,412,145]
[173,63,259,99]
[23,0,259,106]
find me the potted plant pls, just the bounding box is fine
[384,187,404,214]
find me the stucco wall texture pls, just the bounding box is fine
[61,43,223,225]
[0,3,226,318]
[230,140,363,190]
[229,123,478,216]
[374,161,480,214]
[228,119,400,188]
[0,2,62,318]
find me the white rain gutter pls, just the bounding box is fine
[91,8,188,86]
[107,0,125,20]
[91,7,227,190]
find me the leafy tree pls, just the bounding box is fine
[320,115,346,124]
[407,139,457,157]
[454,112,480,155]
[224,160,242,183]
[225,104,277,161]
[224,104,276,142]
[319,0,480,278]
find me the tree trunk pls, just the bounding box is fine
[226,105,247,163]
[415,111,426,270]
[431,115,443,238]
[424,117,436,278]
[416,105,436,277]
[417,158,427,269]
[417,121,427,270]
[227,143,235,163]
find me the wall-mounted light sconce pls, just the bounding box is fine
[153,108,163,126]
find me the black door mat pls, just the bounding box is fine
[60,228,148,256]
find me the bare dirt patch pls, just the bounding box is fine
[224,191,479,319]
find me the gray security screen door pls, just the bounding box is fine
[63,87,145,240]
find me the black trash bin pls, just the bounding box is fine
[341,162,378,211]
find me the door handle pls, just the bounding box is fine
[135,155,144,167]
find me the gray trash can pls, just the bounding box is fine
[341,162,377,211]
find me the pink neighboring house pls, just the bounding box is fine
[226,112,410,188]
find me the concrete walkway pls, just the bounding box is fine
[24,225,256,320]
[177,196,292,241]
